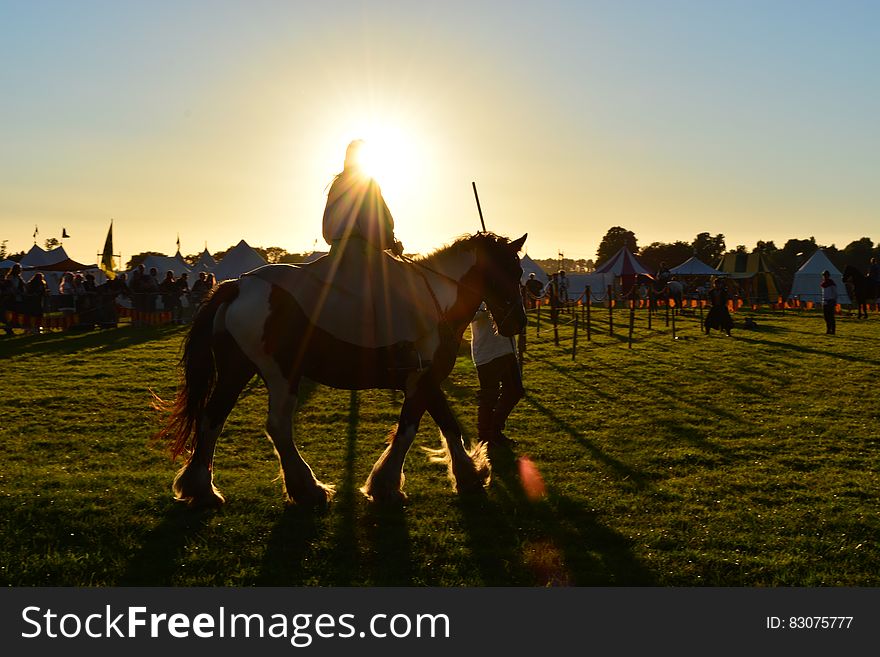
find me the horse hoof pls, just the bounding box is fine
[361,486,407,506]
[287,482,335,509]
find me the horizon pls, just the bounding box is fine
[2,1,878,266]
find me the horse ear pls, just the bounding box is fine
[510,233,527,253]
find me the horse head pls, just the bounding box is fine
[472,232,528,336]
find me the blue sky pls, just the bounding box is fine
[1,0,877,264]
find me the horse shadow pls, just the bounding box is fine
[253,389,414,586]
[118,502,213,585]
[458,447,656,585]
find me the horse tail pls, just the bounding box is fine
[154,280,241,460]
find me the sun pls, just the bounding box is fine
[327,117,423,198]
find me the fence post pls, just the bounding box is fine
[608,285,614,336]
[536,302,541,336]
[665,296,670,327]
[586,286,591,342]
[628,299,635,349]
[699,293,704,332]
[672,303,677,340]
[553,301,559,346]
[572,314,578,360]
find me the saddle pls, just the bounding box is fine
[246,245,442,349]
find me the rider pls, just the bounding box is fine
[323,139,404,258]
[868,257,880,285]
[321,140,419,369]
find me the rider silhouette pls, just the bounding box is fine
[323,140,404,257]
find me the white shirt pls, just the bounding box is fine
[470,305,515,366]
[821,279,838,304]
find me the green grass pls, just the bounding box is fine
[1,306,878,586]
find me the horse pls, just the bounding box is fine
[842,265,879,319]
[154,232,528,508]
[636,274,684,311]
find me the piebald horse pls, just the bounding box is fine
[155,232,527,507]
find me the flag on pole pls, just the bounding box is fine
[33,225,39,242]
[62,228,70,238]
[176,234,181,253]
[100,220,116,279]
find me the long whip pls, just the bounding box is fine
[470,181,522,370]
[472,181,487,233]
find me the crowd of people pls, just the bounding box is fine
[1,261,216,334]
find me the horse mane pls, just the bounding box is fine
[413,232,512,267]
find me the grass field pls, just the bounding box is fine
[1,305,878,586]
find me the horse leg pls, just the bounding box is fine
[173,335,256,507]
[265,377,335,507]
[425,385,490,495]
[361,391,428,504]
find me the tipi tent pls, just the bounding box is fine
[190,248,217,274]
[211,240,267,282]
[789,249,851,305]
[717,252,779,303]
[520,254,548,285]
[670,256,723,277]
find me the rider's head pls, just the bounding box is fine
[343,140,367,172]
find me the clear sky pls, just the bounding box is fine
[1,0,877,266]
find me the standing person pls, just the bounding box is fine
[189,272,209,309]
[820,270,838,335]
[558,270,570,304]
[470,303,524,448]
[705,277,733,336]
[524,272,543,309]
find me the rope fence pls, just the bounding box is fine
[517,282,872,363]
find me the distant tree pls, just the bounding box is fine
[278,252,313,264]
[754,240,778,255]
[257,246,289,264]
[691,232,726,266]
[125,251,166,270]
[0,240,7,259]
[44,237,61,250]
[728,245,748,255]
[639,241,692,274]
[596,226,638,265]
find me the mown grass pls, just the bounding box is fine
[0,306,877,586]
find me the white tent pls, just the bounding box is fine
[20,244,70,268]
[211,240,267,282]
[190,248,217,274]
[136,252,191,278]
[520,254,548,285]
[789,249,851,304]
[670,256,723,277]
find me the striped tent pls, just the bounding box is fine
[716,252,779,304]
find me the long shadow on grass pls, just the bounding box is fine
[118,502,212,585]
[327,390,362,584]
[735,334,880,366]
[458,448,656,585]
[0,325,183,358]
[522,392,651,490]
